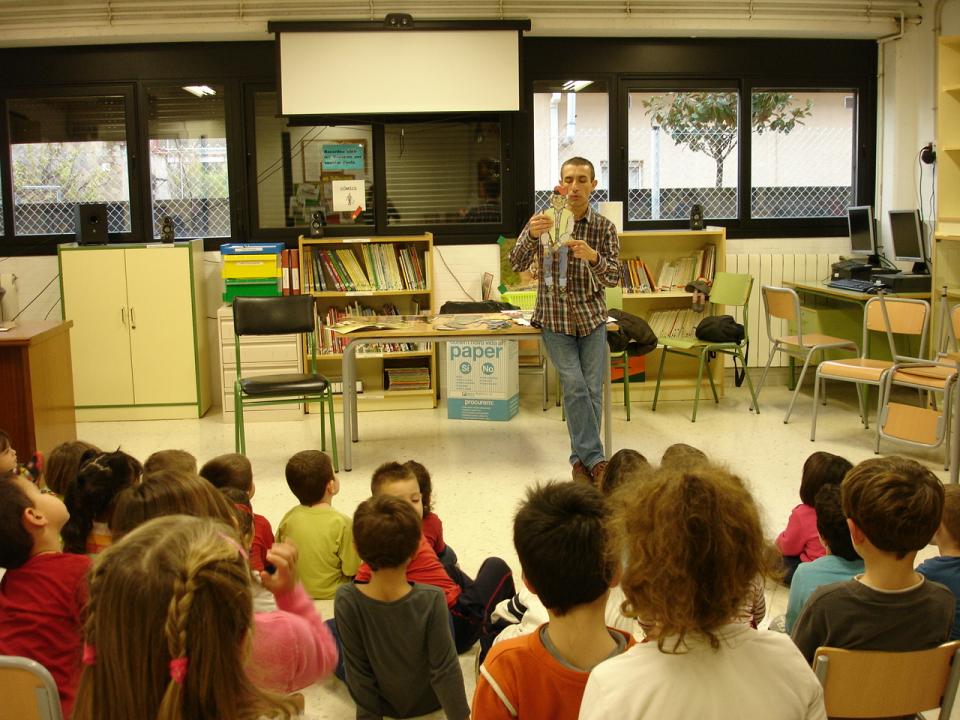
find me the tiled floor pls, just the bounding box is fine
[76,375,950,719]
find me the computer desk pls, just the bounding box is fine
[337,317,614,472]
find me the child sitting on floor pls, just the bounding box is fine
[335,494,470,720]
[918,484,960,640]
[404,459,458,569]
[62,450,141,555]
[143,448,198,475]
[276,450,361,599]
[43,440,100,499]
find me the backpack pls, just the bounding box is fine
[606,309,658,355]
[695,315,749,387]
[438,300,518,314]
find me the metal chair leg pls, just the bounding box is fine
[326,389,339,472]
[652,347,669,411]
[691,350,707,423]
[707,355,720,404]
[739,347,760,415]
[785,352,815,424]
[811,368,823,441]
[622,356,631,421]
[755,343,779,406]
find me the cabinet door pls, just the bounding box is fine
[124,247,198,405]
[59,248,135,406]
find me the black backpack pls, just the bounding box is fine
[695,315,749,387]
[438,300,519,314]
[606,309,658,355]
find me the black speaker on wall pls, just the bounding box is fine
[75,203,108,245]
[689,204,704,231]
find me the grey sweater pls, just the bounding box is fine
[334,582,470,720]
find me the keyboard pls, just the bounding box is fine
[827,278,884,293]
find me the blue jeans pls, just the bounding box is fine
[541,323,607,469]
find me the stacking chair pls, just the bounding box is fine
[651,272,759,423]
[812,642,960,718]
[501,290,550,411]
[232,295,338,471]
[810,295,929,443]
[755,285,859,423]
[0,656,63,720]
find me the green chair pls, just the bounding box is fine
[233,295,338,471]
[651,272,759,422]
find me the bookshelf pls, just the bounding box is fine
[935,36,960,345]
[617,227,727,402]
[298,233,437,411]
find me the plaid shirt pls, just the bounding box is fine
[510,206,621,336]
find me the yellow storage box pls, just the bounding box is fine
[222,253,282,279]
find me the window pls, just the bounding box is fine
[252,91,374,231]
[384,121,502,226]
[9,95,131,236]
[627,90,739,221]
[532,80,609,213]
[146,84,231,239]
[750,90,855,218]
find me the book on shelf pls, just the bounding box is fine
[281,249,291,296]
[327,379,364,395]
[384,366,431,391]
[291,249,300,294]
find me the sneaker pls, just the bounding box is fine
[572,460,592,484]
[590,461,609,490]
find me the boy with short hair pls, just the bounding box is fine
[353,461,515,653]
[142,448,197,475]
[472,481,634,719]
[785,483,865,633]
[276,450,360,599]
[917,484,960,640]
[792,456,954,663]
[199,452,274,571]
[334,494,470,720]
[0,473,91,717]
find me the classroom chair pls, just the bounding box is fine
[812,642,960,718]
[501,289,550,411]
[810,295,929,444]
[755,285,859,424]
[232,295,338,471]
[651,272,759,423]
[0,656,63,720]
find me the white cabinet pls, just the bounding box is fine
[58,240,211,421]
[217,305,304,423]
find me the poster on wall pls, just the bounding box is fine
[332,180,366,212]
[322,143,365,171]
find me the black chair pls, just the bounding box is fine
[232,295,338,470]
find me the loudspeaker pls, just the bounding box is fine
[310,210,326,238]
[160,216,175,243]
[920,143,937,165]
[75,203,108,245]
[689,204,704,231]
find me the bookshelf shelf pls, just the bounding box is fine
[299,233,437,411]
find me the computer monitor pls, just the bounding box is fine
[888,209,929,274]
[847,206,878,263]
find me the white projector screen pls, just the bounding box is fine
[277,30,521,115]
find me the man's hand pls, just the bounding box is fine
[565,239,599,265]
[527,213,553,239]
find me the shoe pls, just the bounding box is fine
[590,461,609,490]
[572,460,591,484]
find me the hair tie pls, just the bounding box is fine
[169,656,189,684]
[233,502,253,516]
[82,643,96,666]
[217,531,248,561]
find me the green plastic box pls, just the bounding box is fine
[222,278,282,302]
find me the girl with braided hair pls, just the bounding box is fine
[72,514,303,720]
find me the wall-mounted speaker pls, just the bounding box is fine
[310,210,326,238]
[689,204,704,231]
[160,216,175,242]
[75,203,108,245]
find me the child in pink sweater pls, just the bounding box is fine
[776,451,852,585]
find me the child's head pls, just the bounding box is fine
[284,450,336,506]
[61,451,142,554]
[143,449,198,476]
[72,515,296,720]
[352,495,422,571]
[800,451,852,506]
[0,473,69,568]
[111,471,237,540]
[617,463,774,651]
[513,481,617,615]
[220,487,255,553]
[601,448,651,495]
[199,453,254,496]
[935,485,960,549]
[814,484,859,562]
[403,460,433,515]
[44,440,101,496]
[0,428,16,475]
[842,456,943,560]
[370,461,422,518]
[659,443,708,472]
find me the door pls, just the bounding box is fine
[59,248,135,406]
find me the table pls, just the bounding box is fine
[338,317,613,472]
[0,320,76,459]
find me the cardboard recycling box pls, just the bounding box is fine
[446,340,519,421]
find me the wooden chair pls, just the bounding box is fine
[0,656,64,720]
[755,285,859,424]
[810,295,929,444]
[651,272,759,423]
[813,642,960,718]
[232,295,338,471]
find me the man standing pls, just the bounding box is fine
[510,157,621,485]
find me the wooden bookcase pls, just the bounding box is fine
[298,233,437,411]
[618,227,727,402]
[935,36,960,346]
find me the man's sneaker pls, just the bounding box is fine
[591,461,609,490]
[572,460,592,484]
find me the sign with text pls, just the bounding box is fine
[332,180,366,212]
[322,143,365,171]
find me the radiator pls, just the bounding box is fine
[723,253,840,368]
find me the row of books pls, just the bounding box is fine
[384,366,431,391]
[656,246,717,291]
[301,244,427,293]
[648,308,703,339]
[316,302,427,355]
[280,249,301,295]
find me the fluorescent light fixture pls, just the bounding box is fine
[182,85,216,97]
[562,80,593,92]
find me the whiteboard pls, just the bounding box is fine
[278,30,521,115]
